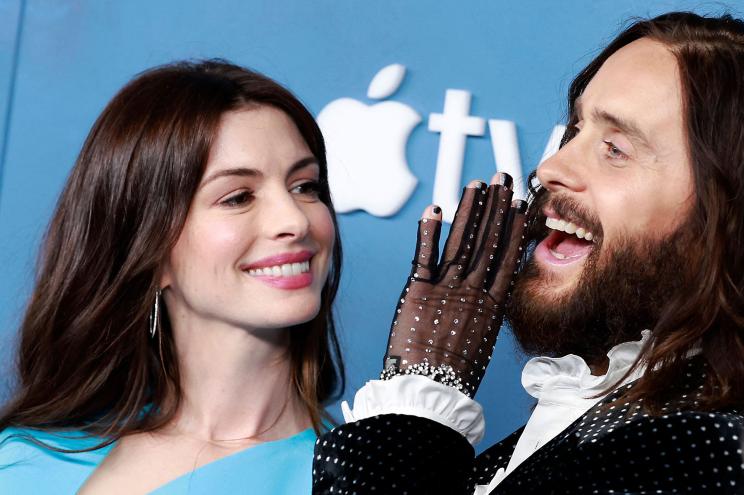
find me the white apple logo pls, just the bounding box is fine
[317,64,421,217]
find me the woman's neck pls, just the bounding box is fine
[163,319,309,442]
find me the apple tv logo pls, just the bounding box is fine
[318,64,420,217]
[318,64,563,222]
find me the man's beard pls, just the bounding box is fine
[506,213,692,368]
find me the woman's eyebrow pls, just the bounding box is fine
[286,156,319,177]
[201,167,260,187]
[201,156,318,187]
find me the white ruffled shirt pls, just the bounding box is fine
[342,331,650,493]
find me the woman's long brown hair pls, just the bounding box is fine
[0,60,344,450]
[530,12,744,412]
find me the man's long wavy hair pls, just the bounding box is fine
[0,60,344,449]
[528,12,744,412]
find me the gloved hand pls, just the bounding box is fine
[382,173,528,397]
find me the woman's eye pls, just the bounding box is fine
[291,180,322,198]
[221,190,253,207]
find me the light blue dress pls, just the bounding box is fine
[0,426,317,493]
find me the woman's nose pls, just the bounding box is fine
[260,190,311,241]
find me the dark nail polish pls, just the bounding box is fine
[432,206,442,214]
[499,173,513,189]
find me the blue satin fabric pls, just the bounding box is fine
[0,426,316,493]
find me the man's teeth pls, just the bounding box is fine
[550,249,567,260]
[247,261,310,277]
[545,217,594,241]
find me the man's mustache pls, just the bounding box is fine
[543,193,604,245]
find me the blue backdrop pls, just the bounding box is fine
[0,0,739,451]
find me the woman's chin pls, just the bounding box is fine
[249,305,321,331]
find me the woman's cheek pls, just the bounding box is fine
[311,206,336,276]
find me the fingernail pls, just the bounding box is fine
[499,173,513,189]
[432,205,441,214]
[513,200,527,213]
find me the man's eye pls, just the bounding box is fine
[291,180,322,198]
[603,141,627,160]
[221,191,253,207]
[566,122,582,141]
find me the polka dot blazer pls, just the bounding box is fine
[313,359,744,494]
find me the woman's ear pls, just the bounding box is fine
[158,260,173,290]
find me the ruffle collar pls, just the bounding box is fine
[522,330,650,405]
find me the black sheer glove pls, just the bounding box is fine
[382,174,528,397]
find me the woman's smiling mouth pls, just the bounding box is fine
[241,250,315,289]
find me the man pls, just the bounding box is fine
[314,12,744,494]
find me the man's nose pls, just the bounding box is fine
[536,136,587,194]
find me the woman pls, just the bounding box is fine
[0,59,344,494]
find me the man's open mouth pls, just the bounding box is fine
[536,215,596,265]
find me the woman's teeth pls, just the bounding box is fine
[247,261,310,277]
[545,217,594,241]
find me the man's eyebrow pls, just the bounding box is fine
[573,99,652,148]
[573,98,583,122]
[201,156,318,187]
[591,108,653,149]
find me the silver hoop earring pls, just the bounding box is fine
[149,288,162,339]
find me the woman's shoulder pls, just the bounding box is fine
[0,427,111,492]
